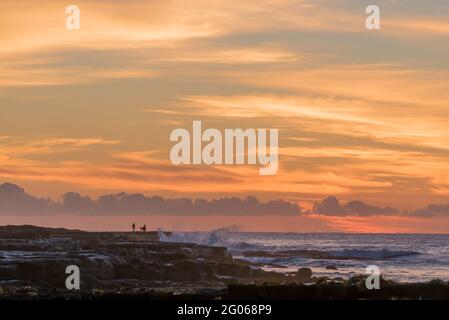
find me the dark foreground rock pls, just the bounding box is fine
[0,225,296,296]
[225,277,449,300]
[1,278,449,300]
[1,225,448,300]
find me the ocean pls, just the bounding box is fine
[159,230,449,283]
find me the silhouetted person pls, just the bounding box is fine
[140,224,146,232]
[132,223,135,232]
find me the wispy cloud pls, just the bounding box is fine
[1,0,449,232]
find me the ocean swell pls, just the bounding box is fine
[242,248,420,261]
[329,249,420,260]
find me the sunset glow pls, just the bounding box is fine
[1,0,449,232]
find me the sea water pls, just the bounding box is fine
[160,231,449,283]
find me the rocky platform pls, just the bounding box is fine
[0,225,306,296]
[1,225,448,300]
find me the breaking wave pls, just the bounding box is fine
[158,226,240,246]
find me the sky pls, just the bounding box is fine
[1,0,449,232]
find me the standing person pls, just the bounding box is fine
[132,223,136,232]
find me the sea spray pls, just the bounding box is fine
[158,225,240,246]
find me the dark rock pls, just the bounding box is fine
[296,267,313,283]
[0,225,291,293]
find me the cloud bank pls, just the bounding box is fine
[3,183,448,218]
[0,183,54,215]
[408,204,449,217]
[0,183,300,216]
[312,195,399,216]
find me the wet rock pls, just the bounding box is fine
[332,277,344,282]
[0,225,291,293]
[296,267,313,283]
[325,265,338,270]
